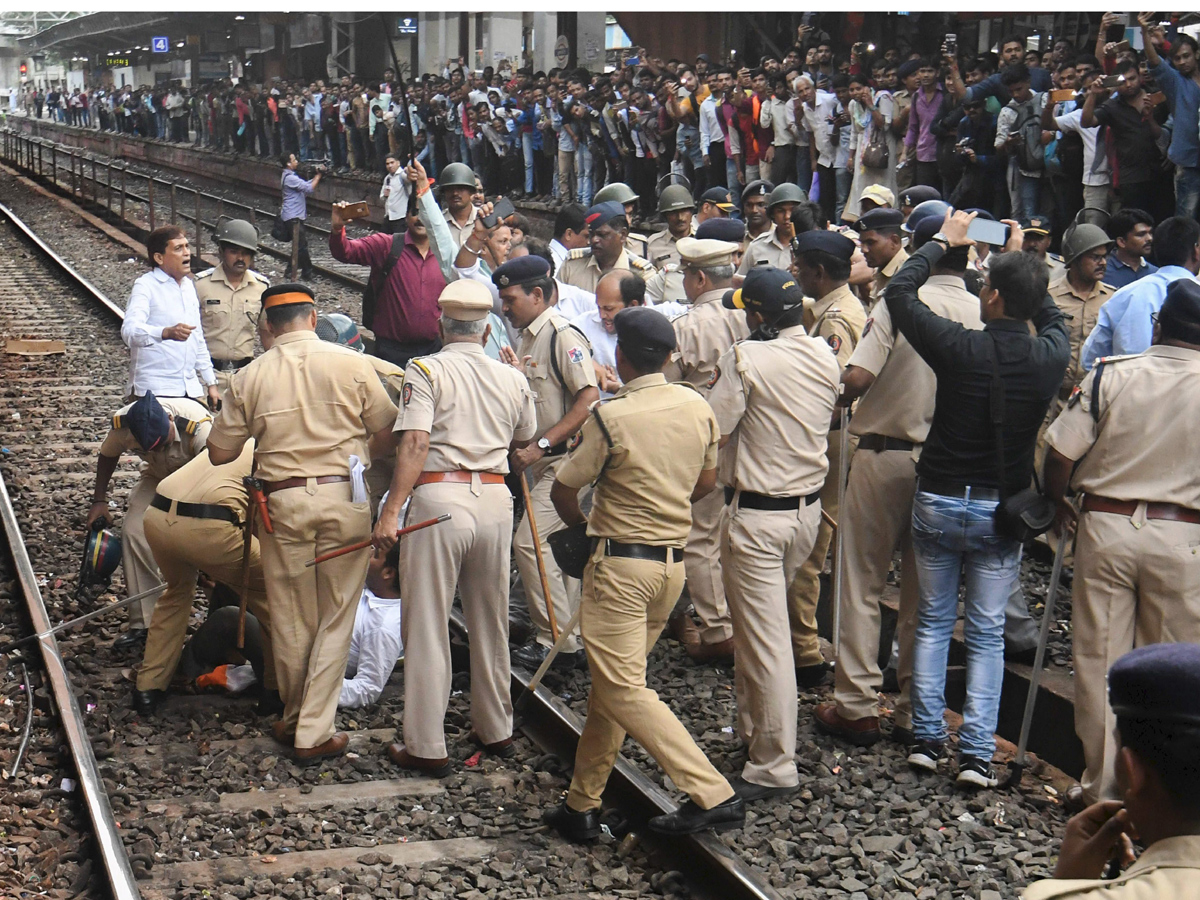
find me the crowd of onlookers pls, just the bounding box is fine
[16,13,1200,234]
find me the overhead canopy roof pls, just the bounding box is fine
[19,11,258,60]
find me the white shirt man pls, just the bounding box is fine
[799,86,840,169]
[122,267,217,399]
[339,587,404,709]
[381,165,411,225]
[699,91,726,158]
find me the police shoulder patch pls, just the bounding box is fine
[567,346,585,364]
[568,431,583,451]
[1066,384,1082,409]
[827,334,842,354]
[861,317,874,338]
[707,364,721,389]
[402,383,413,406]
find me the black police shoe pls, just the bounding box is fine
[512,642,585,672]
[647,795,745,835]
[730,775,799,802]
[796,661,833,689]
[132,688,167,717]
[542,800,602,842]
[256,688,284,717]
[114,628,147,651]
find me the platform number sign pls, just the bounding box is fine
[151,36,169,53]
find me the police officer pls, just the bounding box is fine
[785,230,867,688]
[207,283,396,763]
[643,185,698,305]
[738,183,804,273]
[814,217,983,747]
[135,440,277,717]
[1044,278,1200,806]
[855,207,909,303]
[697,186,735,223]
[194,218,268,394]
[558,202,657,293]
[372,280,537,777]
[898,185,941,220]
[662,238,747,661]
[495,256,600,670]
[593,182,649,260]
[1021,644,1200,900]
[89,391,213,649]
[740,179,774,245]
[439,162,479,247]
[1022,215,1066,282]
[709,267,841,799]
[543,306,745,840]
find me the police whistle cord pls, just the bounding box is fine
[304,514,452,567]
[0,583,167,656]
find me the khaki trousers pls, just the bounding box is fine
[514,457,582,652]
[259,480,371,750]
[557,150,576,203]
[832,448,919,727]
[567,544,733,811]
[399,481,514,759]
[722,498,821,787]
[1073,509,1200,803]
[138,506,275,692]
[123,475,162,628]
[787,431,855,667]
[682,488,734,643]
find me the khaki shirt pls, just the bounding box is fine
[193,266,268,361]
[849,276,983,444]
[645,225,695,271]
[444,206,479,248]
[708,324,842,496]
[626,231,651,261]
[1046,345,1200,508]
[805,283,867,367]
[556,374,718,546]
[394,343,536,474]
[871,247,908,303]
[518,307,597,439]
[209,331,396,482]
[366,355,406,405]
[737,226,791,275]
[557,248,657,294]
[1022,835,1200,900]
[1048,275,1115,400]
[157,442,255,513]
[99,396,212,482]
[644,264,686,305]
[663,289,750,395]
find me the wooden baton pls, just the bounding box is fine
[520,470,560,641]
[304,514,451,567]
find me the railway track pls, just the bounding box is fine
[0,200,781,900]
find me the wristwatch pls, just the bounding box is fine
[931,232,950,248]
[536,437,552,452]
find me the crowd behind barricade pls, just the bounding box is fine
[59,12,1200,896]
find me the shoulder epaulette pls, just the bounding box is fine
[629,255,654,271]
[407,357,434,382]
[112,413,124,430]
[175,414,211,436]
[1096,353,1140,365]
[193,267,216,279]
[567,247,592,260]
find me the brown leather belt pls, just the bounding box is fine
[262,475,350,495]
[1082,494,1200,525]
[414,471,507,487]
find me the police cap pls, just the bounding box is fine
[696,218,746,243]
[723,266,805,312]
[791,229,856,261]
[854,207,905,234]
[262,282,315,310]
[1158,278,1200,344]
[700,187,735,212]
[1109,642,1200,727]
[1022,215,1052,237]
[439,280,495,321]
[124,391,171,452]
[492,254,552,289]
[678,237,738,268]
[899,185,942,209]
[911,215,944,248]
[741,179,774,203]
[584,201,628,232]
[896,59,922,81]
[614,306,676,352]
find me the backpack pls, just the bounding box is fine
[362,233,405,331]
[1012,96,1045,173]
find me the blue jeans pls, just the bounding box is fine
[835,166,853,223]
[909,489,1021,760]
[522,132,535,193]
[795,147,812,196]
[1011,169,1041,222]
[576,143,594,208]
[1175,165,1200,220]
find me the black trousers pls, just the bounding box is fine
[382,217,409,235]
[373,336,442,369]
[707,138,728,190]
[282,218,312,277]
[770,144,797,186]
[815,163,836,224]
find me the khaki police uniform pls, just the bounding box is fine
[194,266,268,393]
[786,283,867,669]
[557,374,735,812]
[138,442,276,694]
[709,326,841,787]
[444,206,479,248]
[99,397,212,628]
[626,231,651,261]
[514,307,598,654]
[209,331,396,750]
[1022,835,1200,900]
[395,344,537,759]
[1045,345,1200,803]
[643,224,698,305]
[557,247,657,294]
[663,288,749,645]
[737,226,791,275]
[833,278,982,728]
[363,354,407,510]
[870,247,908,304]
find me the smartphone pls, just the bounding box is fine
[625,56,640,67]
[1113,39,1132,53]
[967,217,1010,247]
[1148,91,1167,105]
[341,201,370,221]
[482,196,515,228]
[1101,74,1125,90]
[1049,88,1077,102]
[944,33,957,56]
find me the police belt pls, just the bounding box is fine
[150,492,241,525]
[1082,494,1200,525]
[598,538,683,563]
[211,357,253,373]
[857,433,916,453]
[724,487,822,510]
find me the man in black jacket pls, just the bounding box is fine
[883,210,1068,789]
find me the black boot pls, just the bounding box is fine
[132,688,167,717]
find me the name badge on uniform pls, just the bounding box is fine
[206,298,222,305]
